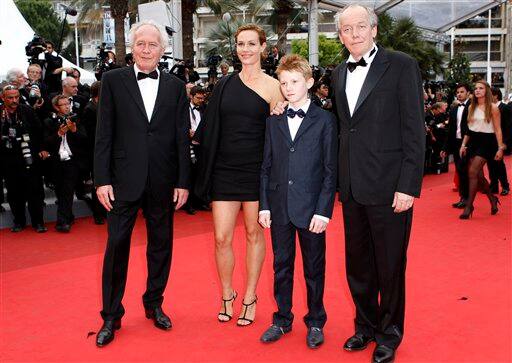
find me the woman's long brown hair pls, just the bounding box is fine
[468,80,493,124]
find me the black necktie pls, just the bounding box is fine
[347,47,376,72]
[287,108,306,118]
[137,70,158,81]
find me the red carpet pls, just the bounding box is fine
[1,159,511,362]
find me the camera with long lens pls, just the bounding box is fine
[170,58,194,81]
[25,35,47,66]
[27,83,42,106]
[18,134,33,169]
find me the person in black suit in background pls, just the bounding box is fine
[332,5,425,362]
[94,20,190,347]
[43,95,88,232]
[258,55,337,349]
[488,87,510,195]
[182,85,209,214]
[441,83,471,207]
[82,81,106,224]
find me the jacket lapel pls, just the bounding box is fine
[352,48,390,117]
[336,63,351,122]
[277,112,292,145]
[121,66,148,121]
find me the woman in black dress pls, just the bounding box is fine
[459,80,506,219]
[195,25,283,326]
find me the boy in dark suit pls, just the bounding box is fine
[258,55,337,348]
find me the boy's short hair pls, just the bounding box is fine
[276,54,313,80]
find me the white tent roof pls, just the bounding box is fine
[300,0,507,33]
[0,0,95,85]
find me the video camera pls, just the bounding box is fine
[25,35,47,66]
[206,55,223,79]
[261,53,277,77]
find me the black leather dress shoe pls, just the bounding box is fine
[260,324,292,343]
[372,344,395,363]
[33,224,48,233]
[501,188,509,196]
[10,224,25,233]
[343,333,375,351]
[306,327,324,348]
[55,223,71,233]
[452,200,466,209]
[145,307,172,330]
[96,319,121,347]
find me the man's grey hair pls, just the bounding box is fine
[129,20,169,49]
[6,68,23,83]
[62,77,76,87]
[334,4,379,31]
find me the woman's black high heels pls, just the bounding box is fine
[459,206,474,220]
[490,195,501,215]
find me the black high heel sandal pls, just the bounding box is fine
[490,195,501,215]
[237,296,257,327]
[218,291,237,322]
[459,205,474,219]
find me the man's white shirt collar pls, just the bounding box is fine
[347,43,378,65]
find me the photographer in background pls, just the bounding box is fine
[95,48,121,80]
[43,95,88,232]
[58,77,87,117]
[26,64,49,110]
[311,81,332,111]
[69,68,90,100]
[0,84,47,233]
[426,102,449,173]
[44,41,69,94]
[219,62,229,79]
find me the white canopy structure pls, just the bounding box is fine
[300,0,507,32]
[0,0,95,84]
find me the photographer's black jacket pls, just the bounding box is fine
[0,104,44,168]
[43,113,88,168]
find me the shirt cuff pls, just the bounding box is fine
[259,210,270,215]
[312,214,330,223]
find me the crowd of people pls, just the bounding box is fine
[2,54,508,231]
[2,3,510,363]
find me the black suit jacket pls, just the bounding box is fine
[498,102,511,148]
[43,114,88,169]
[443,101,469,153]
[94,66,191,201]
[332,47,425,205]
[260,103,338,228]
[193,75,234,202]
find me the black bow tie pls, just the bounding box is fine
[287,108,306,119]
[347,47,376,72]
[137,70,158,81]
[458,103,466,107]
[347,58,367,72]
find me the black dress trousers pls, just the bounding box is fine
[100,187,174,321]
[342,193,413,350]
[270,222,327,329]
